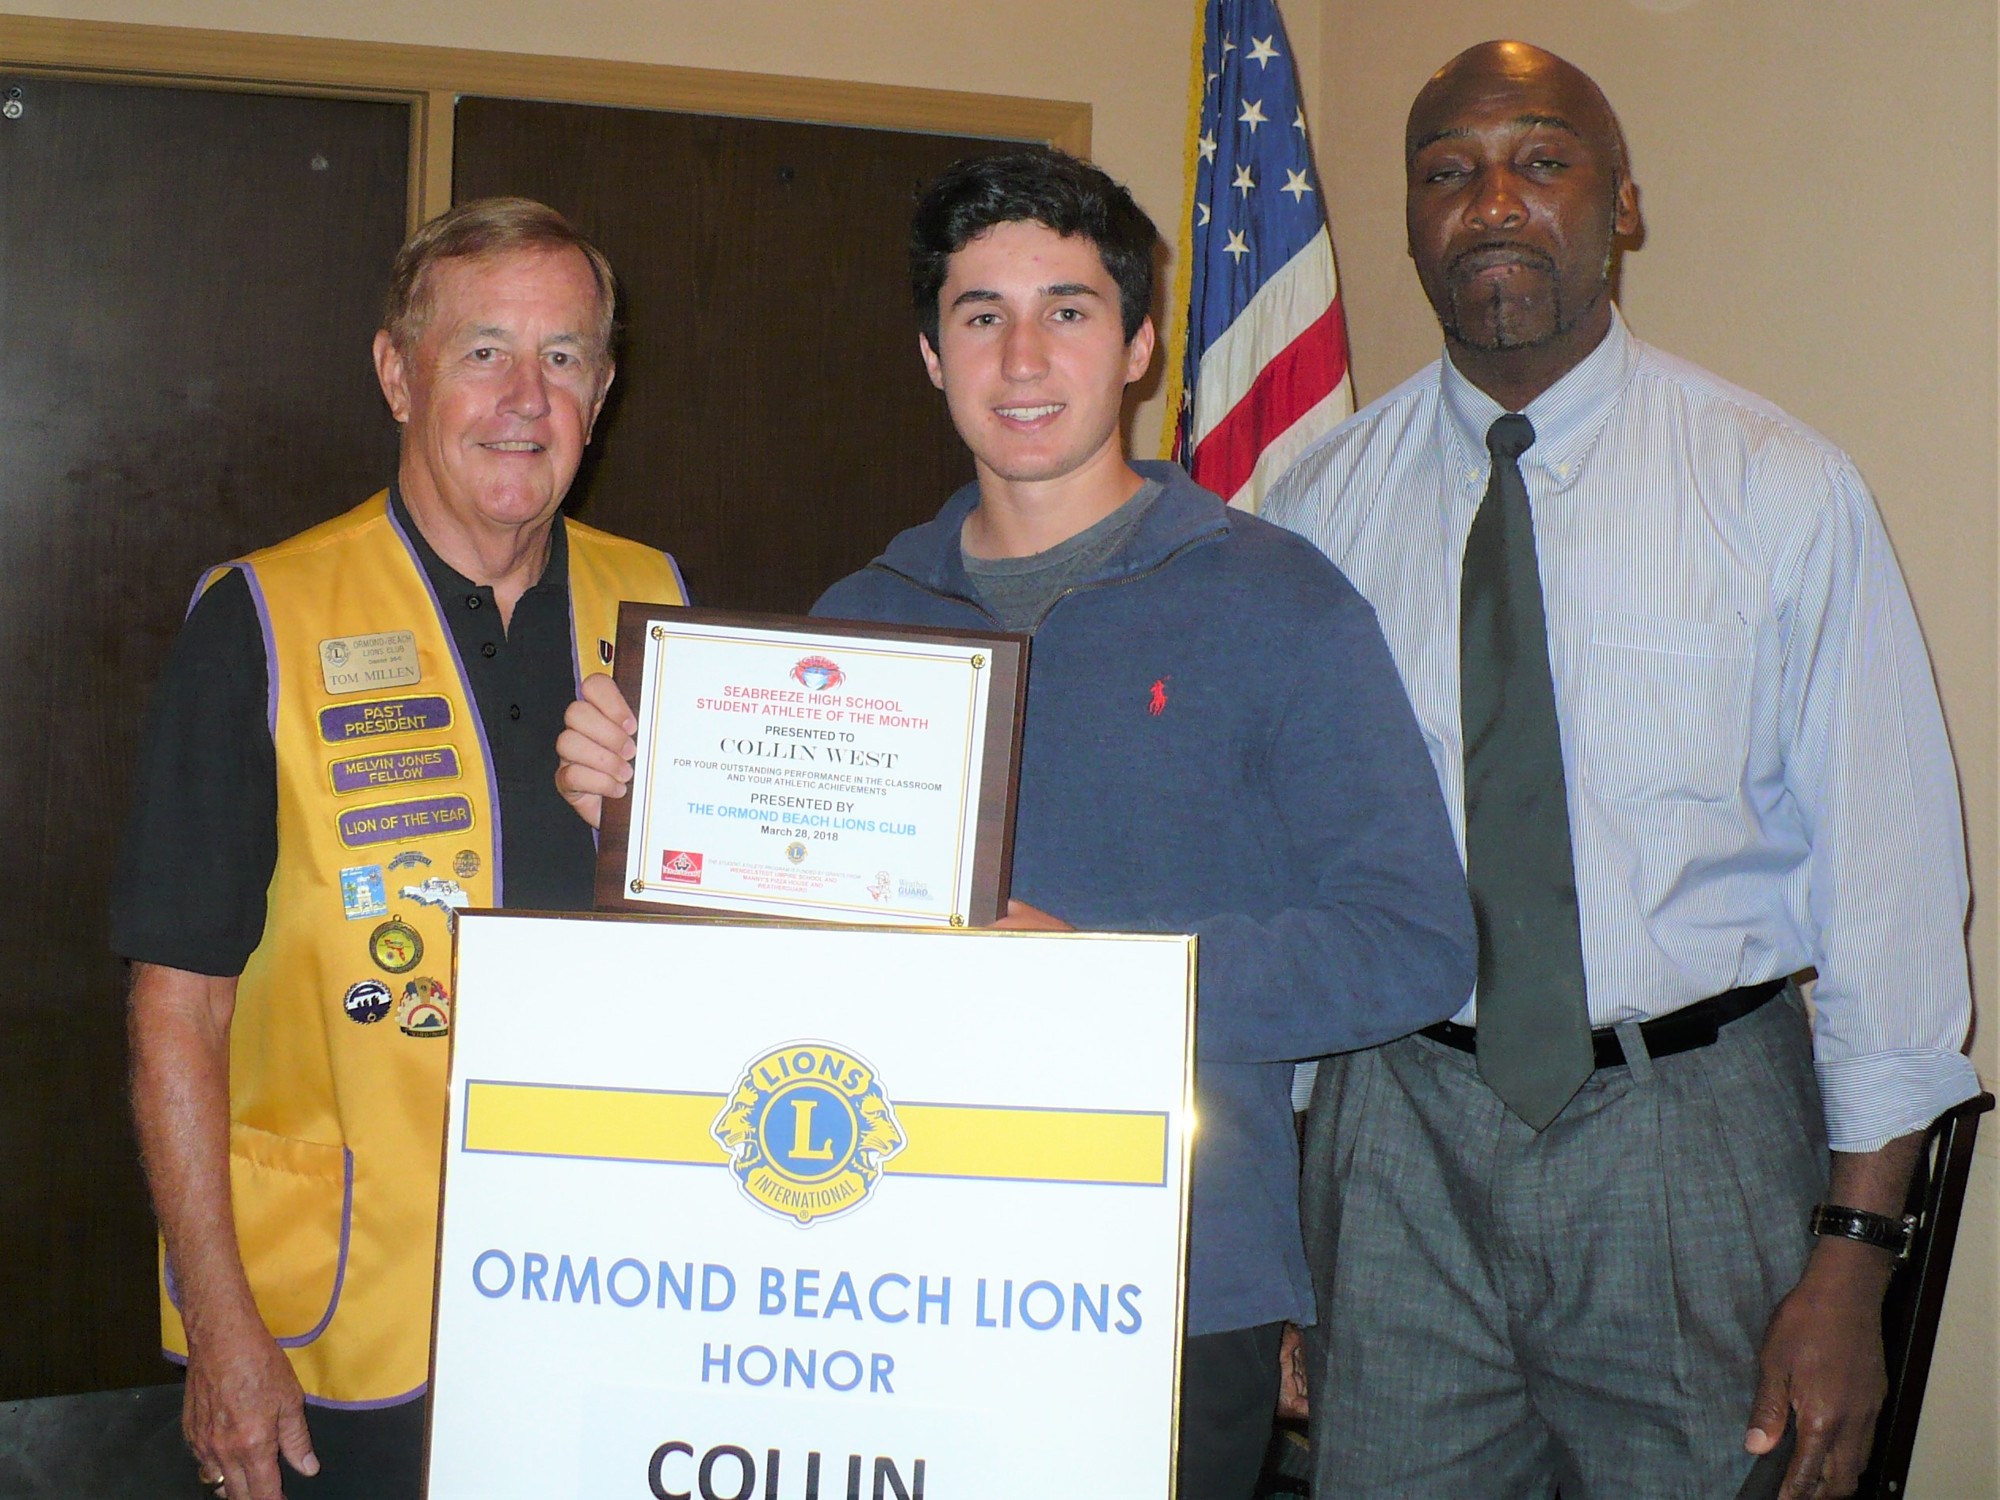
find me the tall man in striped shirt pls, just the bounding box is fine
[1264,41,1979,1500]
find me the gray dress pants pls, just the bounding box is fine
[1301,990,1826,1498]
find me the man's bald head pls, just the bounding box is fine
[1407,41,1627,183]
[1401,40,1640,409]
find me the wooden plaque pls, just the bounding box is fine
[596,603,1026,927]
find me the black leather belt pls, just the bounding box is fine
[1419,979,1787,1070]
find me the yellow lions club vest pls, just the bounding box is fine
[157,491,682,1404]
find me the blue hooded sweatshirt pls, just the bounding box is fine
[815,461,1474,1335]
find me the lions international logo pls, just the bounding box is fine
[712,1042,904,1226]
[791,655,845,692]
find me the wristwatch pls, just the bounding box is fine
[1809,1203,1918,1261]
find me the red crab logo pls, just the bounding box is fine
[792,656,846,692]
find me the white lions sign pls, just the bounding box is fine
[426,914,1196,1498]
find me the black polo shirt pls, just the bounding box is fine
[111,487,601,976]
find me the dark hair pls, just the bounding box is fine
[382,196,616,363]
[909,148,1159,346]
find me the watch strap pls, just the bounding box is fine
[1809,1202,1917,1261]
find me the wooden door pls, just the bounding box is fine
[2,76,1019,1405]
[0,73,409,1397]
[452,99,990,613]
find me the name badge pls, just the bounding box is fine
[319,631,422,696]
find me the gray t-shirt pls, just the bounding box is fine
[960,478,1164,632]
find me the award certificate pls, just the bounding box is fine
[598,606,1025,926]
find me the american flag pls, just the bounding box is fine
[1167,0,1353,512]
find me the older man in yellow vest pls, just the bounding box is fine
[113,199,684,1500]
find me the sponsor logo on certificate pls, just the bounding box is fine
[660,850,704,884]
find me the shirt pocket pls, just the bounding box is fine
[1580,612,1754,804]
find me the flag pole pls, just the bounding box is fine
[1156,0,1209,460]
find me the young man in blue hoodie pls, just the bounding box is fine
[558,148,1474,1497]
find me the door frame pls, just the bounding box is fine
[0,14,1092,231]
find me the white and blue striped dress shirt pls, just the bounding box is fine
[1265,308,1979,1153]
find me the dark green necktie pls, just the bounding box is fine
[1460,413,1592,1129]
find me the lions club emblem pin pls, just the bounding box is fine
[397,976,451,1038]
[711,1041,904,1226]
[368,918,423,974]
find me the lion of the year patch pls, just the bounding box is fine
[319,631,422,696]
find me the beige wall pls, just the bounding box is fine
[10,0,1994,1486]
[1315,3,2000,1491]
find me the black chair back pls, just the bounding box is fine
[1861,1090,1995,1497]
